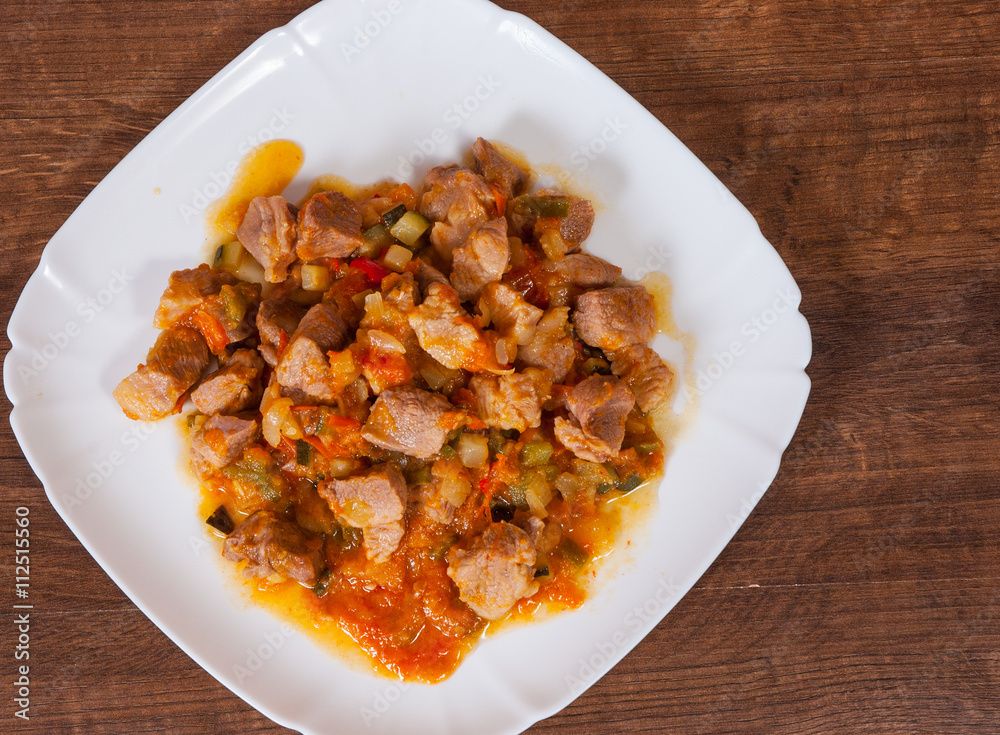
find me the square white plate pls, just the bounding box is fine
[3,0,811,732]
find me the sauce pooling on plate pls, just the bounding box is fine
[115,137,679,682]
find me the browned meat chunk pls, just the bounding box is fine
[223,510,324,586]
[191,348,265,415]
[416,457,472,525]
[544,253,621,288]
[554,375,635,462]
[418,165,496,260]
[447,522,537,620]
[414,259,448,293]
[275,303,349,403]
[480,282,543,346]
[113,326,210,421]
[470,368,552,433]
[361,386,454,458]
[509,190,595,257]
[516,306,575,382]
[236,195,298,283]
[255,298,307,367]
[572,285,656,351]
[610,344,676,412]
[450,218,510,302]
[379,271,419,313]
[407,283,490,372]
[154,265,238,328]
[190,414,259,477]
[319,463,407,563]
[296,190,365,261]
[471,138,528,200]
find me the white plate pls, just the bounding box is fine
[3,0,812,732]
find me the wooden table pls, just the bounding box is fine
[3,0,998,732]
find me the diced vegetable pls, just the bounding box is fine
[633,441,660,454]
[352,257,390,286]
[419,360,460,391]
[557,537,589,567]
[296,440,312,466]
[596,482,615,495]
[539,230,571,261]
[361,223,396,258]
[263,397,301,447]
[205,505,234,534]
[582,357,611,376]
[219,284,248,324]
[214,241,245,271]
[520,467,553,515]
[192,309,229,354]
[389,211,431,247]
[512,195,572,219]
[313,569,333,598]
[383,243,413,272]
[381,203,408,228]
[519,439,554,468]
[439,444,458,460]
[533,565,550,578]
[234,255,267,285]
[456,432,489,469]
[490,499,516,523]
[301,264,332,292]
[617,473,644,494]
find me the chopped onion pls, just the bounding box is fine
[368,329,406,354]
[456,433,489,469]
[364,292,387,323]
[301,264,331,292]
[263,397,294,447]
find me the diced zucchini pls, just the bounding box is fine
[519,439,554,468]
[205,505,234,534]
[389,211,431,247]
[512,195,572,219]
[557,537,589,567]
[383,243,413,273]
[633,441,660,454]
[439,444,458,460]
[301,264,332,292]
[617,473,644,494]
[214,240,245,271]
[381,204,408,228]
[582,357,612,376]
[313,569,333,598]
[296,440,312,466]
[360,223,396,258]
[234,255,266,285]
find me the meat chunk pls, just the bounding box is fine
[236,195,298,283]
[480,282,543,346]
[470,368,552,433]
[319,463,407,563]
[509,190,595,257]
[190,414,259,477]
[361,386,455,458]
[554,375,635,462]
[450,218,510,302]
[416,457,472,525]
[516,306,575,382]
[191,348,265,415]
[610,344,676,412]
[407,283,490,372]
[414,259,449,293]
[223,510,324,586]
[255,298,307,367]
[572,285,656,351]
[471,138,528,201]
[153,266,260,351]
[544,253,621,289]
[418,165,496,260]
[296,190,365,261]
[275,303,349,403]
[114,326,211,421]
[447,522,537,620]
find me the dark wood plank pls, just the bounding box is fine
[2,0,999,732]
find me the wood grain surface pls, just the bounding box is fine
[2,0,999,732]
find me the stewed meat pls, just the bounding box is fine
[516,306,575,382]
[190,414,259,477]
[361,386,455,458]
[191,348,265,415]
[610,343,675,412]
[319,464,407,563]
[275,303,349,403]
[447,522,537,620]
[450,218,510,302]
[418,165,496,259]
[554,375,635,462]
[470,368,553,433]
[544,253,621,289]
[572,285,656,351]
[296,190,365,261]
[223,510,324,586]
[407,282,490,372]
[256,298,307,367]
[471,137,528,201]
[237,195,298,282]
[480,282,543,347]
[113,326,210,421]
